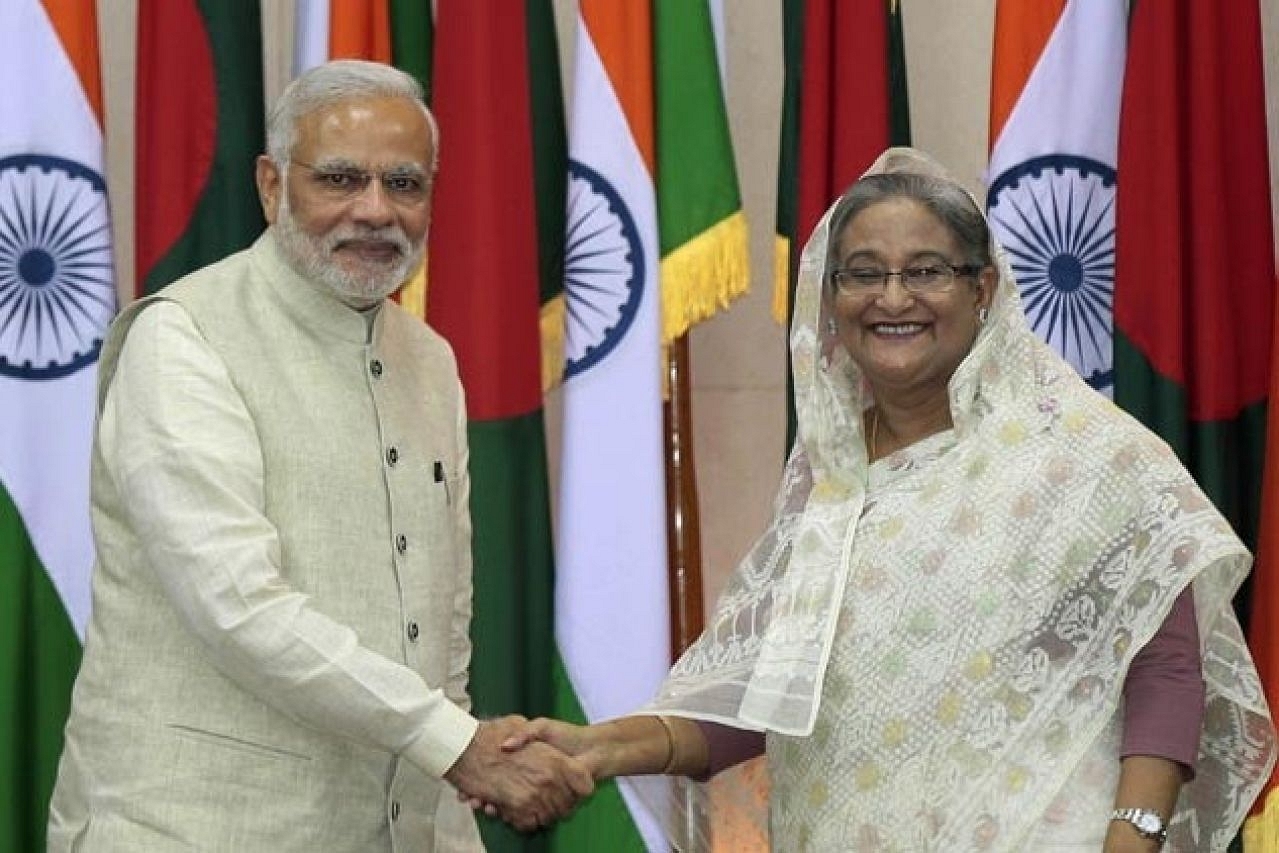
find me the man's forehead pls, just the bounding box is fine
[293,96,433,161]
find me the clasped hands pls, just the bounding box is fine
[444,715,598,832]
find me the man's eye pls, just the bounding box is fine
[385,175,424,193]
[319,171,360,188]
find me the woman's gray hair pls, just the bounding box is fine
[827,171,993,270]
[266,59,439,171]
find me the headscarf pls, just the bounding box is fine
[645,148,1275,851]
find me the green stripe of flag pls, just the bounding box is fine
[653,0,741,256]
[528,0,567,309]
[425,3,564,849]
[468,415,556,853]
[774,0,802,280]
[466,415,556,722]
[654,0,749,342]
[0,483,81,853]
[389,0,432,97]
[887,1,911,146]
[1114,334,1267,552]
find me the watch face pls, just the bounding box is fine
[1135,813,1162,835]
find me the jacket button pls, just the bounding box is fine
[407,621,419,642]
[370,359,383,378]
[386,447,398,466]
[396,534,407,554]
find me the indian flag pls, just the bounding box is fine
[553,1,747,849]
[553,2,668,849]
[985,0,1126,395]
[0,0,114,847]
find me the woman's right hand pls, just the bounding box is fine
[500,714,701,784]
[502,718,611,779]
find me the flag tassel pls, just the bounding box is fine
[659,211,750,343]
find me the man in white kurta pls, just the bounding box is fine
[48,60,588,851]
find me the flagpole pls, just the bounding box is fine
[663,334,708,852]
[663,336,705,656]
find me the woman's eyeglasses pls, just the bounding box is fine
[829,262,983,296]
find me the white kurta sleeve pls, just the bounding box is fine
[99,301,478,777]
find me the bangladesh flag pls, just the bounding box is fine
[1113,3,1272,560]
[774,0,910,446]
[1111,3,1276,846]
[136,0,265,296]
[291,5,565,849]
[428,3,563,851]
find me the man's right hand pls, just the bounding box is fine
[502,718,611,778]
[444,716,594,832]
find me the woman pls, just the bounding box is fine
[509,149,1275,851]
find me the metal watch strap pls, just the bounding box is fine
[1110,807,1168,843]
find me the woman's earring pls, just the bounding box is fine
[977,307,989,326]
[826,318,838,335]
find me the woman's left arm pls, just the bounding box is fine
[1105,588,1202,852]
[1104,754,1184,852]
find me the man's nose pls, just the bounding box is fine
[350,178,395,225]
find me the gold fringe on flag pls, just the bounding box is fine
[398,258,428,319]
[658,211,751,344]
[1243,792,1279,851]
[539,293,566,394]
[772,234,791,325]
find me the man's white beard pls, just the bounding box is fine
[273,191,423,306]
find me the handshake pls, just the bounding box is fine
[443,716,604,832]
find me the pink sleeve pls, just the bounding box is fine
[693,721,766,779]
[1121,588,1205,776]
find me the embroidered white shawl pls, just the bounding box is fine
[643,148,1275,851]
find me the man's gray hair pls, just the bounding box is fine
[266,59,439,171]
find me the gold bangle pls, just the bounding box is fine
[653,715,678,774]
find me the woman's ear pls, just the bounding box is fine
[976,265,998,309]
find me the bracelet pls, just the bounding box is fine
[653,715,678,774]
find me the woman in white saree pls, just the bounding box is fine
[510,148,1275,851]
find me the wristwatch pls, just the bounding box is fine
[1111,808,1168,844]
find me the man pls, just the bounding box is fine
[47,60,589,850]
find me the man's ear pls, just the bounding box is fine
[255,155,282,225]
